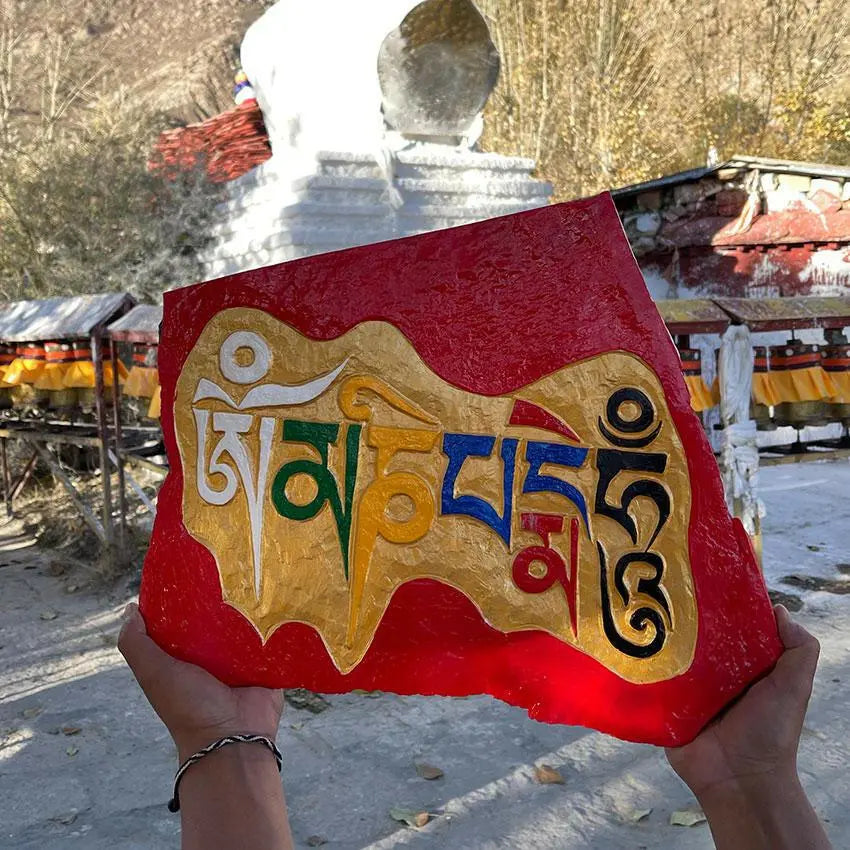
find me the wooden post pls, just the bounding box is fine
[10,449,38,500]
[109,449,156,517]
[0,437,10,517]
[109,339,128,549]
[91,331,115,562]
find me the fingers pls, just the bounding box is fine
[118,602,177,693]
[771,605,820,702]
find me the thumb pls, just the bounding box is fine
[118,602,177,692]
[774,604,817,653]
[771,604,819,701]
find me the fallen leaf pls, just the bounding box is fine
[40,611,58,621]
[21,707,42,719]
[415,762,444,781]
[306,836,327,847]
[669,806,706,827]
[534,764,565,785]
[61,726,81,736]
[389,807,430,828]
[66,745,79,757]
[807,544,821,552]
[622,807,652,823]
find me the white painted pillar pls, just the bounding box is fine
[718,324,763,554]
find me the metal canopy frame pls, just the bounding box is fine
[657,293,850,469]
[656,294,850,336]
[0,291,846,559]
[108,304,163,345]
[655,299,731,336]
[0,293,137,567]
[713,296,850,333]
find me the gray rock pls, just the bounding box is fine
[777,173,811,193]
[760,172,777,192]
[810,178,842,198]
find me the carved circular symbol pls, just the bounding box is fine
[219,331,270,384]
[607,388,654,433]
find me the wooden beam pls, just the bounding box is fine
[91,331,114,549]
[0,429,104,448]
[10,449,38,500]
[110,340,128,548]
[109,449,156,517]
[760,448,850,466]
[122,453,168,477]
[1,438,10,517]
[31,442,106,542]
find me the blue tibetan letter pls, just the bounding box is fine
[523,441,590,528]
[441,434,518,545]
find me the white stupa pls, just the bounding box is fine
[201,0,552,278]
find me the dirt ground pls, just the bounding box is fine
[1,459,849,849]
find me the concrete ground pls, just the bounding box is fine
[1,459,849,849]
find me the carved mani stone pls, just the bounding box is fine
[140,194,781,747]
[378,0,500,140]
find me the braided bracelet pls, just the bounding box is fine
[168,734,283,812]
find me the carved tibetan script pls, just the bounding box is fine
[176,309,696,684]
[142,195,781,747]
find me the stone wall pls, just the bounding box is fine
[616,164,850,300]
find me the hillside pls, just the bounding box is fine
[2,0,271,132]
[4,0,849,190]
[0,0,847,301]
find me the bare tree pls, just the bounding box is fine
[0,0,223,301]
[477,0,850,199]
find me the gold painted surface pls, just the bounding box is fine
[175,308,697,683]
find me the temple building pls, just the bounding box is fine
[612,156,850,300]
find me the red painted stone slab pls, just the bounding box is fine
[140,193,781,746]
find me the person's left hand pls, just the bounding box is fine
[118,603,284,761]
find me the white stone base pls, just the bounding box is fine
[200,145,552,280]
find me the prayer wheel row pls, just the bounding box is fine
[123,343,161,420]
[678,342,850,429]
[679,349,715,413]
[752,341,850,429]
[0,340,161,419]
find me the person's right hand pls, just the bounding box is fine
[666,604,819,802]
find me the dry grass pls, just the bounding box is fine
[13,455,159,585]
